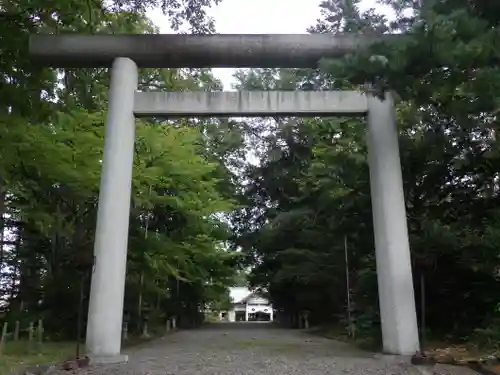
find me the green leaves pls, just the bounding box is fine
[0,0,242,334]
[231,0,500,340]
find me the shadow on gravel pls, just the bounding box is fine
[201,322,376,359]
[202,322,281,330]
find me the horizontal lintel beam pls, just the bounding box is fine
[133,91,368,117]
[29,33,399,68]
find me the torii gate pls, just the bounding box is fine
[30,33,419,363]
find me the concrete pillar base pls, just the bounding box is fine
[87,354,129,365]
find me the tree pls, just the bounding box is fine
[0,0,241,339]
[233,0,500,346]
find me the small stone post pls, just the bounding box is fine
[0,322,8,355]
[141,309,150,338]
[28,321,34,343]
[14,321,20,341]
[37,319,44,350]
[122,322,128,340]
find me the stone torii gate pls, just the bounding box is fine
[29,34,419,362]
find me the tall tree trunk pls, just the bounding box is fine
[138,272,144,323]
[8,234,21,310]
[0,190,6,266]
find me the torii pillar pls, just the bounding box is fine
[29,33,419,362]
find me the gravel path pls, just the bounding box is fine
[56,323,445,375]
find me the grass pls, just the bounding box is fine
[308,325,381,352]
[0,325,171,374]
[0,341,78,375]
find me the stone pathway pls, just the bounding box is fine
[56,323,478,375]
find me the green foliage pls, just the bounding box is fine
[232,0,500,347]
[0,341,77,374]
[3,0,500,354]
[0,0,240,340]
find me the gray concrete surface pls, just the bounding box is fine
[366,93,420,355]
[85,57,138,361]
[29,34,401,68]
[133,91,368,117]
[54,323,431,375]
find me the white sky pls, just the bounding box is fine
[146,0,392,90]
